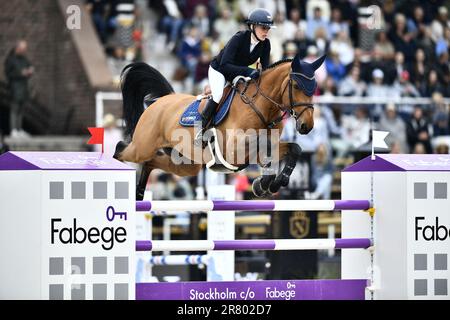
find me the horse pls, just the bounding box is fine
[114,53,325,200]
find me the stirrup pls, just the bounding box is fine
[194,129,205,147]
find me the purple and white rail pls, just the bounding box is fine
[136,238,372,252]
[149,255,209,266]
[135,200,370,212]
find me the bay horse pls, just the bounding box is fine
[114,53,325,200]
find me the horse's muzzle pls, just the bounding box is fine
[297,122,313,135]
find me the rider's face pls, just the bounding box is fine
[253,25,270,40]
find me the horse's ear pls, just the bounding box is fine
[310,54,326,71]
[291,54,302,71]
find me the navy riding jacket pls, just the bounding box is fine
[210,30,271,81]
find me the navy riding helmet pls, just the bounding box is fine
[246,8,275,28]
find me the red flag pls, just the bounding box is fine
[87,127,104,153]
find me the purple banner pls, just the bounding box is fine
[136,280,367,300]
[0,152,133,170]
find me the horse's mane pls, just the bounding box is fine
[263,58,293,71]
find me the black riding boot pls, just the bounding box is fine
[194,99,218,146]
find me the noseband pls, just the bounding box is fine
[237,72,314,129]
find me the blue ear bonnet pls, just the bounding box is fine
[290,55,326,97]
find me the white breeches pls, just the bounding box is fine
[208,66,226,103]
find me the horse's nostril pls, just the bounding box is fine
[301,123,307,131]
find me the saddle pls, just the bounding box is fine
[179,85,236,127]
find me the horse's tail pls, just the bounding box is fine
[120,62,175,137]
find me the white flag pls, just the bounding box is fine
[371,130,389,160]
[372,130,389,149]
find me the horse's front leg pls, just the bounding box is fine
[252,137,286,197]
[267,142,302,194]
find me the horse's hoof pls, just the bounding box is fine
[252,176,269,197]
[269,180,282,194]
[279,173,290,187]
[113,141,127,160]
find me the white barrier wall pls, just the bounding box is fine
[342,154,450,300]
[0,152,136,300]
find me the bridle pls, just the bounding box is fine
[236,70,314,129]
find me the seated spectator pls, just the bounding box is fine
[406,106,433,154]
[328,7,349,39]
[338,66,366,97]
[407,6,428,39]
[390,141,402,154]
[345,107,371,145]
[321,77,337,97]
[292,29,314,59]
[423,70,445,97]
[191,4,211,38]
[430,6,450,43]
[410,48,428,94]
[177,25,202,80]
[283,8,307,41]
[338,107,371,156]
[213,6,239,46]
[416,27,436,64]
[366,48,395,84]
[366,69,390,119]
[433,111,450,137]
[378,103,408,153]
[412,142,427,154]
[389,13,416,63]
[306,7,329,41]
[325,50,346,83]
[435,143,449,154]
[282,41,298,59]
[329,30,354,67]
[435,51,450,93]
[373,30,395,61]
[312,27,329,56]
[393,51,410,84]
[307,143,333,200]
[391,70,420,113]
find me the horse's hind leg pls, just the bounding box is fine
[114,140,158,163]
[136,161,153,201]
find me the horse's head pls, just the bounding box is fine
[280,54,326,134]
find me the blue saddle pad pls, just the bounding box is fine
[179,90,236,127]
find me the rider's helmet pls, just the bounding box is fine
[246,8,275,28]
